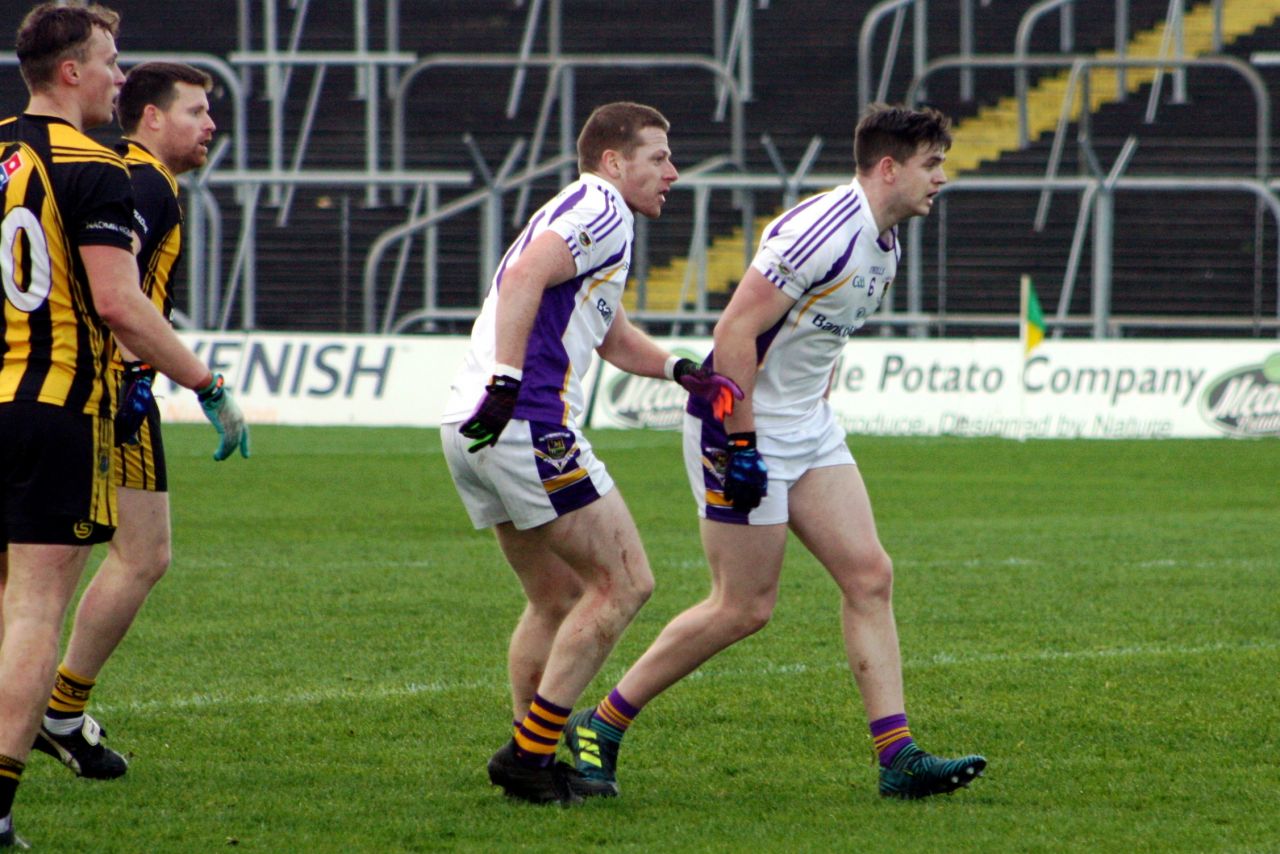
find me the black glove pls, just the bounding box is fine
[459,374,521,453]
[723,431,768,512]
[114,360,156,446]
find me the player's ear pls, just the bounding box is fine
[59,57,81,86]
[878,155,899,183]
[144,103,163,130]
[600,149,623,179]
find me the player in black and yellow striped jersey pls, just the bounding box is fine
[37,62,220,788]
[0,7,246,848]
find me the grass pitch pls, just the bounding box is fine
[15,426,1279,852]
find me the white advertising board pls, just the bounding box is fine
[157,331,464,427]
[159,332,1280,439]
[589,339,1280,440]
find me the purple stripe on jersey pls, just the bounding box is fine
[579,244,628,282]
[877,226,896,252]
[548,184,589,224]
[494,211,549,294]
[586,188,619,230]
[594,214,623,244]
[765,192,826,241]
[780,189,858,263]
[514,282,578,424]
[787,197,861,270]
[522,210,547,249]
[755,312,788,364]
[808,226,863,291]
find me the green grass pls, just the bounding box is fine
[16,426,1280,852]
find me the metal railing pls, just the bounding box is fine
[389,54,746,190]
[906,54,1270,174]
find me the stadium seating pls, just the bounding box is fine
[2,1,1276,335]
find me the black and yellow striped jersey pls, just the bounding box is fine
[0,114,134,417]
[117,140,180,329]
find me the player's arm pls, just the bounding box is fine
[82,244,210,389]
[595,304,668,377]
[598,306,743,420]
[492,230,577,371]
[458,230,575,452]
[713,266,796,435]
[84,244,249,460]
[112,228,146,364]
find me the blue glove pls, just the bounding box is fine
[459,374,521,453]
[197,374,250,461]
[672,358,743,421]
[723,431,767,512]
[114,360,155,446]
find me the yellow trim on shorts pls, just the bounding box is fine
[89,415,118,528]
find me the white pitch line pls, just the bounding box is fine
[92,638,1278,717]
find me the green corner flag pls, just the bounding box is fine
[1021,275,1045,356]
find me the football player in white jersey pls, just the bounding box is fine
[440,102,740,805]
[566,104,987,801]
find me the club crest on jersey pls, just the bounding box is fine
[703,447,729,479]
[0,151,22,188]
[533,430,579,472]
[770,260,795,282]
[576,230,593,248]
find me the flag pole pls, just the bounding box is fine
[1018,275,1030,442]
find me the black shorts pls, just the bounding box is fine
[0,401,117,546]
[115,396,167,492]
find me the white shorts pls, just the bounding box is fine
[442,419,615,530]
[682,401,854,526]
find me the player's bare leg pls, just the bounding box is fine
[487,488,653,804]
[496,541,583,724]
[789,463,985,799]
[0,543,93,840]
[615,520,788,707]
[496,488,653,708]
[563,520,788,797]
[788,464,903,719]
[33,488,168,781]
[62,488,171,680]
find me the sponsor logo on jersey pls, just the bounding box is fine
[84,220,134,239]
[852,275,867,290]
[595,298,614,325]
[810,313,860,338]
[1198,353,1280,437]
[73,520,95,540]
[0,151,22,188]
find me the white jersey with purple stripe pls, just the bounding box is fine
[442,173,634,426]
[707,178,899,432]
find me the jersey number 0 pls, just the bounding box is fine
[0,206,54,312]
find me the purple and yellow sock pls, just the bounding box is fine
[870,713,914,768]
[513,694,571,768]
[589,688,641,743]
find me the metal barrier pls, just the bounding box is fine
[389,54,746,187]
